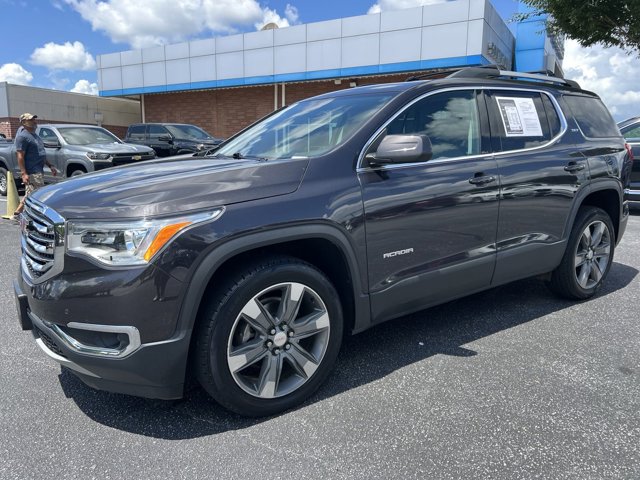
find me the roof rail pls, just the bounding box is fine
[447,64,580,89]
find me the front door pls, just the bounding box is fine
[358,89,500,323]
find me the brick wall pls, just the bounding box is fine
[143,71,424,139]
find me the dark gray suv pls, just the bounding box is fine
[14,66,632,416]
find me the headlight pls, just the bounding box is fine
[86,152,111,160]
[66,209,223,266]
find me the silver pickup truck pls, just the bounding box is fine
[0,124,156,196]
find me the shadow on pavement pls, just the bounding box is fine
[59,261,638,439]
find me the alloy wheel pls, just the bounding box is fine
[574,220,611,289]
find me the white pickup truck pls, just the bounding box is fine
[0,124,155,196]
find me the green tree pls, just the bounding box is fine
[519,0,640,52]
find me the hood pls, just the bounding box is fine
[34,156,309,219]
[69,142,155,155]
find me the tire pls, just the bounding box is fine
[69,168,86,177]
[548,206,615,299]
[196,256,343,417]
[0,167,7,196]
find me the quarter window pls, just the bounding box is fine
[381,90,481,160]
[563,95,620,138]
[127,125,146,140]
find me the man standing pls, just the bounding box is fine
[13,113,57,217]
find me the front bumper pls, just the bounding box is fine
[14,276,192,400]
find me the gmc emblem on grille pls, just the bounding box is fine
[132,155,142,160]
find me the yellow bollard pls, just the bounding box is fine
[2,171,20,219]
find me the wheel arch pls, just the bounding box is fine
[177,225,371,344]
[564,183,622,243]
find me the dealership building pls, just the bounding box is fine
[95,0,563,139]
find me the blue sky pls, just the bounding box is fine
[1,0,637,120]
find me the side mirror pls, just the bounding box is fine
[158,135,173,142]
[366,134,432,166]
[43,139,61,148]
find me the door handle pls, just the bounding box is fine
[468,175,496,185]
[564,162,586,172]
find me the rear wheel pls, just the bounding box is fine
[548,206,614,299]
[0,167,7,196]
[196,256,343,417]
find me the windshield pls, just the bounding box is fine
[58,127,122,145]
[215,93,394,160]
[165,124,213,140]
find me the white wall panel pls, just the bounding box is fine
[380,29,422,64]
[244,48,274,77]
[166,42,189,60]
[422,22,468,59]
[342,14,380,37]
[100,53,121,68]
[190,38,215,57]
[245,30,273,50]
[274,25,306,46]
[469,0,487,20]
[380,7,423,31]
[142,46,165,63]
[122,65,143,89]
[190,55,216,82]
[166,59,190,84]
[466,19,484,56]
[307,39,341,71]
[121,50,142,66]
[423,0,469,26]
[216,52,244,79]
[143,62,166,86]
[275,44,306,74]
[217,34,244,53]
[102,67,123,90]
[342,34,380,68]
[307,19,341,41]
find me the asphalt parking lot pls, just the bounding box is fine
[1,197,638,480]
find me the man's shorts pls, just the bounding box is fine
[25,172,45,197]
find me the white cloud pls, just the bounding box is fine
[0,63,33,85]
[31,41,96,71]
[563,39,640,121]
[285,4,299,24]
[64,0,296,49]
[368,0,445,14]
[70,79,99,95]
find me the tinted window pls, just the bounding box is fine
[564,95,620,138]
[148,125,170,140]
[127,125,146,140]
[381,90,481,160]
[165,124,212,140]
[541,94,562,138]
[489,91,553,151]
[621,123,640,139]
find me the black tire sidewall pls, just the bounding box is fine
[199,259,343,416]
[560,207,615,298]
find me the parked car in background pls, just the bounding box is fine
[0,124,155,195]
[124,123,224,157]
[618,117,639,203]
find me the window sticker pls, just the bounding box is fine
[495,97,543,137]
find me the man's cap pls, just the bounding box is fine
[19,113,38,122]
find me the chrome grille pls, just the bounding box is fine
[20,198,65,281]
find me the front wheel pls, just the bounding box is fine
[196,257,343,417]
[548,206,615,299]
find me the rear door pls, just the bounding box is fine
[358,89,500,323]
[485,89,588,284]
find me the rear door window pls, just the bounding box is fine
[487,90,556,152]
[563,95,620,138]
